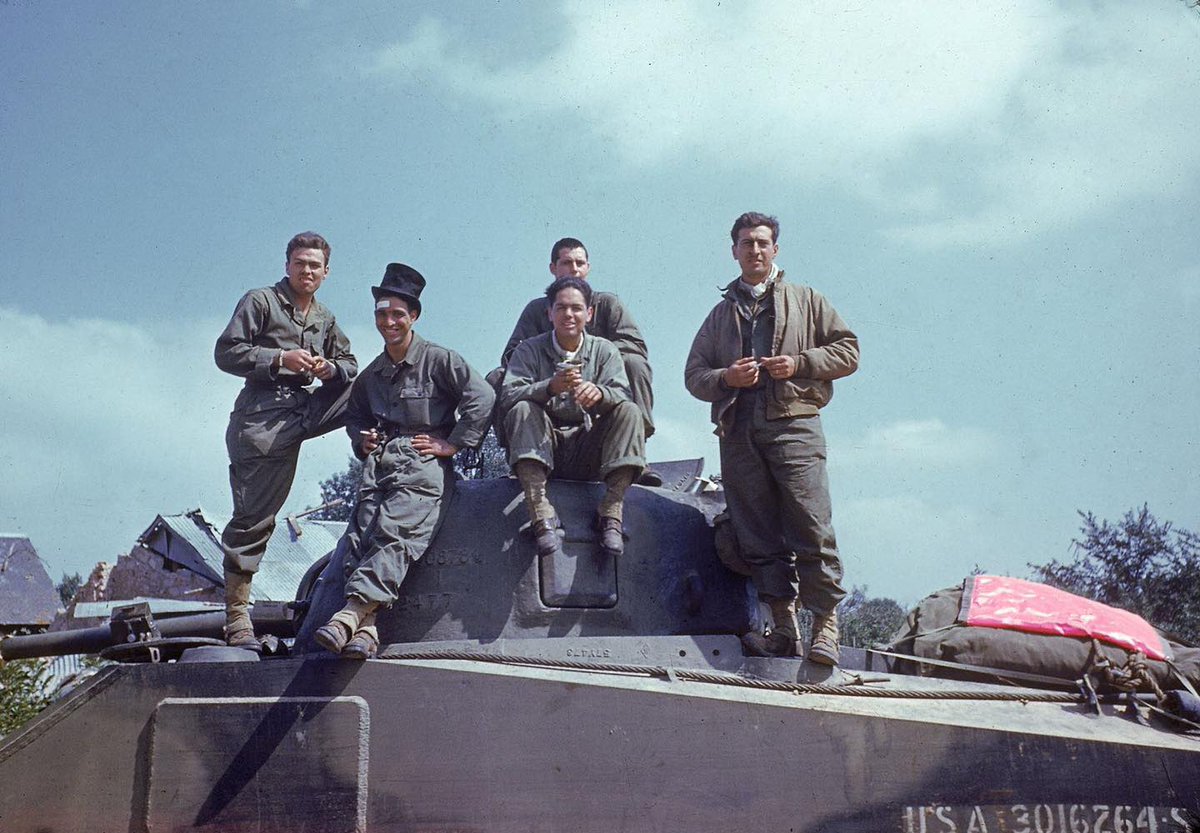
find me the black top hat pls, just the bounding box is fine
[372,263,426,313]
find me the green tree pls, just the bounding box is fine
[837,586,906,648]
[308,457,363,522]
[1029,505,1200,644]
[0,637,54,737]
[454,429,508,480]
[57,572,82,607]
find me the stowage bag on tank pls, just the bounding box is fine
[883,580,1200,693]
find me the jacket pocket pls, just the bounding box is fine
[772,378,830,414]
[394,381,435,427]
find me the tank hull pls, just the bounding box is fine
[3,645,1197,832]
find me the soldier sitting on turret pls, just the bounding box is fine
[498,276,646,561]
[314,263,494,659]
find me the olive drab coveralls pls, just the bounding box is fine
[500,332,645,481]
[684,273,859,615]
[340,333,494,606]
[501,291,655,437]
[216,278,357,574]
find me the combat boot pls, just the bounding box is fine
[531,516,565,558]
[315,596,379,656]
[223,570,261,653]
[742,597,799,658]
[343,610,379,660]
[808,609,840,666]
[596,515,625,558]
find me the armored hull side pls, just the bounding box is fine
[1,648,1197,832]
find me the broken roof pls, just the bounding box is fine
[0,535,60,627]
[136,508,345,603]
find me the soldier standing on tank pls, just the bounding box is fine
[215,232,357,651]
[499,276,646,562]
[315,263,494,659]
[500,237,660,486]
[684,212,859,664]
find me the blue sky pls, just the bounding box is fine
[2,1,1197,605]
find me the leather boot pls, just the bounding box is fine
[223,570,261,653]
[596,515,625,558]
[315,596,378,655]
[742,597,799,657]
[343,610,379,660]
[531,516,564,558]
[808,609,840,666]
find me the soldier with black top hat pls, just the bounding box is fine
[315,263,494,659]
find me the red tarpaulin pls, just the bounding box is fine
[962,575,1169,662]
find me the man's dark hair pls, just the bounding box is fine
[730,212,780,245]
[550,237,588,264]
[545,276,593,307]
[286,231,331,266]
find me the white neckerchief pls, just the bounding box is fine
[739,263,779,298]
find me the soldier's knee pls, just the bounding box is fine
[503,400,541,428]
[611,399,641,423]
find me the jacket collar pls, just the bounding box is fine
[376,331,427,373]
[721,268,787,302]
[552,330,591,359]
[273,278,299,309]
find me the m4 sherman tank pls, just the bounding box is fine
[2,464,1198,833]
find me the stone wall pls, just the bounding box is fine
[51,550,220,631]
[104,546,220,604]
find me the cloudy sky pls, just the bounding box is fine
[2,1,1197,605]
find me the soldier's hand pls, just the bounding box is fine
[723,357,760,388]
[413,434,458,458]
[360,429,383,455]
[549,365,582,396]
[280,349,318,374]
[573,382,602,409]
[760,355,797,380]
[312,356,337,381]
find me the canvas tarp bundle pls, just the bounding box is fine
[963,575,1168,661]
[884,578,1200,692]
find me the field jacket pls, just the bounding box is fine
[684,272,859,437]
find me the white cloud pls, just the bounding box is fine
[840,418,1000,471]
[888,4,1200,247]
[373,1,1200,246]
[374,2,1040,167]
[0,308,351,579]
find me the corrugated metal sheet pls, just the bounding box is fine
[73,599,224,618]
[0,536,60,626]
[136,509,345,603]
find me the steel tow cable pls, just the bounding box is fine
[378,648,1084,703]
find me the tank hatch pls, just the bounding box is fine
[538,486,618,609]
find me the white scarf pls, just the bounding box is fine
[739,263,779,298]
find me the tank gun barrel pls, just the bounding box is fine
[0,602,295,662]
